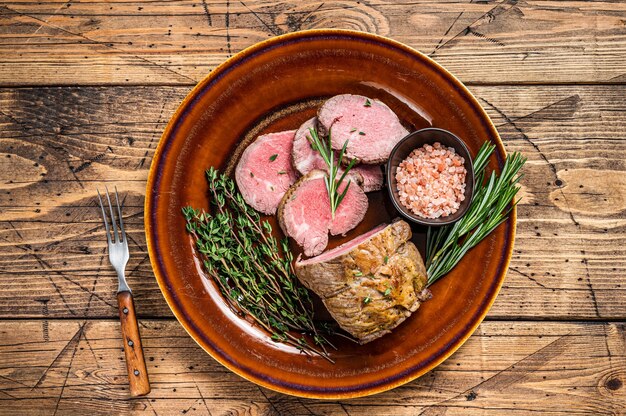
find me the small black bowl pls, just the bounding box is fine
[386,128,475,227]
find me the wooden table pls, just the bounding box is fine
[1,1,625,414]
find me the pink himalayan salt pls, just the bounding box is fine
[395,142,467,219]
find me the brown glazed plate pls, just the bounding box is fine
[145,29,515,399]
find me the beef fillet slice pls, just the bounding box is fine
[318,94,409,164]
[353,164,384,192]
[292,117,384,192]
[278,169,368,257]
[235,130,298,215]
[292,117,326,175]
[295,220,430,344]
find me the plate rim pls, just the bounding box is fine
[145,28,517,399]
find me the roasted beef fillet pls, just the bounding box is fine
[292,117,384,192]
[295,220,430,344]
[277,170,368,257]
[317,94,409,164]
[235,130,298,215]
[292,117,326,175]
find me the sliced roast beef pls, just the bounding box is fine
[235,130,298,215]
[295,220,430,344]
[328,175,369,237]
[277,170,368,257]
[292,117,384,192]
[318,94,409,164]
[354,164,383,192]
[292,117,326,175]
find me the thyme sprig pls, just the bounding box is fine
[308,128,357,218]
[425,143,526,285]
[183,168,336,362]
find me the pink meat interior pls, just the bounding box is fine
[285,176,332,238]
[235,130,298,214]
[328,180,368,236]
[298,223,387,265]
[320,95,408,163]
[293,118,327,175]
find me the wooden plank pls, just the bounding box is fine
[0,320,623,414]
[1,0,625,85]
[476,86,626,321]
[0,85,624,319]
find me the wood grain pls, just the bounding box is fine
[117,291,150,397]
[0,320,623,415]
[1,0,624,411]
[0,85,624,320]
[1,0,625,85]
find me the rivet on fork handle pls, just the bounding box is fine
[117,290,151,397]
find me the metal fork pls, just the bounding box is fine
[97,187,151,397]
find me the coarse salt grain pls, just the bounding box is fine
[395,142,467,219]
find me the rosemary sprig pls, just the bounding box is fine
[307,128,357,218]
[183,168,337,362]
[425,143,526,286]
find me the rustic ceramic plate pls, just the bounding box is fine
[145,29,515,399]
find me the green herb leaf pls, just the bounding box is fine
[277,170,286,175]
[425,144,526,286]
[363,296,371,304]
[354,271,363,277]
[364,99,372,107]
[383,255,389,264]
[307,127,356,218]
[350,128,357,132]
[335,180,351,209]
[383,287,392,296]
[269,154,278,162]
[249,172,254,177]
[183,168,343,363]
[358,131,366,135]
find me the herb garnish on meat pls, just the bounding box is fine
[307,128,357,218]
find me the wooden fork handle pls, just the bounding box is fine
[117,291,151,397]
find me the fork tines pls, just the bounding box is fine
[97,186,127,244]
